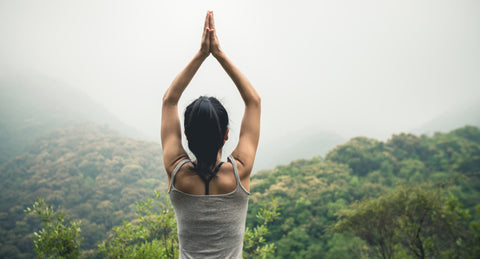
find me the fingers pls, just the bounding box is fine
[204,11,210,31]
[201,11,220,57]
[207,11,217,42]
[209,28,216,44]
[202,11,215,35]
[202,29,211,45]
[200,12,212,56]
[209,11,215,30]
[202,29,210,43]
[205,28,211,43]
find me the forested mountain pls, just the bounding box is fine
[0,74,143,164]
[0,124,479,258]
[248,125,480,258]
[0,124,165,258]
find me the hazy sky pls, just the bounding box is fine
[1,0,479,147]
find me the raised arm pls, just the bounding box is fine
[209,12,261,179]
[161,12,212,175]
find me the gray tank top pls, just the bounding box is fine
[168,155,250,259]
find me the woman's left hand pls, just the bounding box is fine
[199,11,213,58]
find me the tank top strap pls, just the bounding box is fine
[228,155,241,186]
[168,158,192,193]
[228,155,250,194]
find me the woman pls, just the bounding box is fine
[161,11,261,258]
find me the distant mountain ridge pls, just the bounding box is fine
[254,129,345,172]
[0,74,144,164]
[413,101,480,135]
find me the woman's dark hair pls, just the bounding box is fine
[184,96,229,177]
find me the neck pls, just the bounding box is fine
[194,149,223,168]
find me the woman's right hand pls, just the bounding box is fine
[208,11,223,58]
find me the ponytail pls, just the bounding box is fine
[184,96,228,177]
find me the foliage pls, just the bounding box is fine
[98,191,178,259]
[325,137,389,177]
[25,197,82,259]
[468,205,480,258]
[247,125,480,258]
[2,125,480,258]
[0,124,166,257]
[243,197,280,258]
[248,157,373,258]
[333,184,469,258]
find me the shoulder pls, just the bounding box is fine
[165,154,191,177]
[228,155,252,181]
[228,155,251,192]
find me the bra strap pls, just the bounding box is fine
[196,162,224,195]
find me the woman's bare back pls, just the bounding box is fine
[173,161,239,195]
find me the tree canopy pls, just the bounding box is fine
[1,125,479,258]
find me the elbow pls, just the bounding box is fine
[248,95,261,107]
[162,91,176,106]
[162,94,170,105]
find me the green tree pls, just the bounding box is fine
[333,184,468,259]
[468,205,480,258]
[98,191,178,258]
[324,233,368,259]
[25,197,82,259]
[243,197,280,258]
[325,137,391,177]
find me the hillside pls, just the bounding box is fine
[248,126,480,258]
[0,74,143,164]
[0,124,165,258]
[0,125,479,258]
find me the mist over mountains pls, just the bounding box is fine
[1,73,479,170]
[255,129,345,172]
[0,74,144,164]
[413,101,480,135]
[0,73,348,172]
